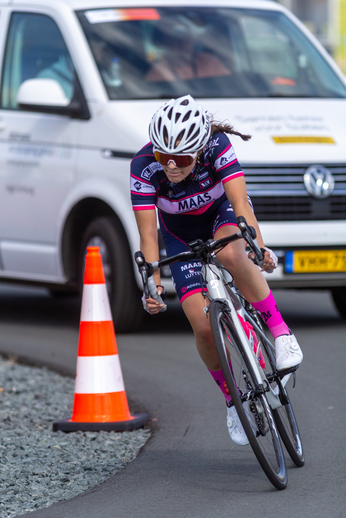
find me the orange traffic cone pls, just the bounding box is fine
[53,246,149,432]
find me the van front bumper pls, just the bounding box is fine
[263,264,346,289]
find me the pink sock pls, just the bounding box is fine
[208,367,232,403]
[251,291,289,340]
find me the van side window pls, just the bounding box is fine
[1,12,75,109]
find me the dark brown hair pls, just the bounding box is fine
[210,119,251,141]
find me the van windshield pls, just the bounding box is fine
[76,6,346,100]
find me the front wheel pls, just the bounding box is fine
[79,217,142,333]
[210,301,287,490]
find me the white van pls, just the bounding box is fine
[0,0,345,331]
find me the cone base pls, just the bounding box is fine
[52,413,149,432]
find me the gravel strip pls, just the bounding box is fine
[0,356,151,518]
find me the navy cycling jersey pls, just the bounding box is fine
[130,132,244,226]
[131,132,248,302]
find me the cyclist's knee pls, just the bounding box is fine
[219,241,248,272]
[222,249,244,271]
[193,318,212,343]
[185,304,212,341]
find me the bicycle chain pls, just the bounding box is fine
[249,401,267,436]
[242,370,267,437]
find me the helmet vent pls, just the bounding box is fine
[175,112,181,123]
[182,110,191,123]
[163,126,169,146]
[175,130,185,148]
[186,123,196,139]
[180,98,189,106]
[190,128,201,142]
[167,107,173,120]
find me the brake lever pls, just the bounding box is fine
[236,216,264,268]
[134,251,167,311]
[135,251,150,298]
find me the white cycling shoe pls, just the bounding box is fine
[226,402,252,446]
[275,334,303,371]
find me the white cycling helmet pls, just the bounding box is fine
[149,95,211,155]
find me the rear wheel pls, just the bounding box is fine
[272,385,304,467]
[79,217,142,333]
[210,301,287,490]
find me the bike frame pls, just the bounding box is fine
[202,259,282,410]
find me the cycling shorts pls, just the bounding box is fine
[159,198,250,303]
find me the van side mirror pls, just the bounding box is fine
[17,78,70,107]
[17,78,90,119]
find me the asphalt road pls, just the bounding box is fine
[0,284,345,518]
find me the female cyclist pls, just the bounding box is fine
[131,95,303,446]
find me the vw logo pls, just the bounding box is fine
[303,165,334,198]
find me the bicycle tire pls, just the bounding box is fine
[210,300,287,490]
[246,313,305,467]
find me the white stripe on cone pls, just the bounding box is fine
[81,284,112,322]
[75,355,125,394]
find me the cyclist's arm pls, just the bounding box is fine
[223,177,265,248]
[224,177,276,272]
[134,210,165,313]
[134,209,161,285]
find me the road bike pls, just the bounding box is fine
[135,216,304,490]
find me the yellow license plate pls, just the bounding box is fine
[285,250,346,273]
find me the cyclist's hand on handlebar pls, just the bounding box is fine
[141,286,166,315]
[249,246,278,273]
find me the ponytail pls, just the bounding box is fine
[210,119,251,141]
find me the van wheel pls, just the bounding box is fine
[79,217,142,333]
[331,288,346,319]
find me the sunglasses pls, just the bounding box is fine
[154,149,197,168]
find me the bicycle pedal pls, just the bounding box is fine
[273,372,291,396]
[277,365,299,378]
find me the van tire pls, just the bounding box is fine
[331,288,346,319]
[79,217,143,333]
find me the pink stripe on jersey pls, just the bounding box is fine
[216,142,232,159]
[158,180,222,203]
[222,172,245,184]
[131,153,154,164]
[216,159,238,172]
[157,181,224,215]
[131,190,156,197]
[130,174,153,186]
[132,205,156,211]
